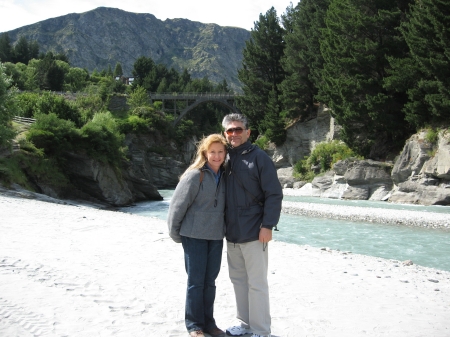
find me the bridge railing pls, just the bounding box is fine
[13,116,36,125]
[149,92,240,100]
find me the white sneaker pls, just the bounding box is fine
[226,326,251,336]
[251,335,271,337]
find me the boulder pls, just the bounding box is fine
[391,131,432,184]
[344,160,393,186]
[277,167,296,187]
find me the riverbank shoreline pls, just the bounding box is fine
[1,192,450,336]
[283,188,450,230]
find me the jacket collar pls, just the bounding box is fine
[228,141,255,155]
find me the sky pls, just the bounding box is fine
[0,0,295,33]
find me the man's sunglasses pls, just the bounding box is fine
[225,127,246,135]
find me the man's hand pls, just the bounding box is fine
[259,227,273,243]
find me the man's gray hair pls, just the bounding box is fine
[222,113,249,130]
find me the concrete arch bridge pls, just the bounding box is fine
[149,92,241,126]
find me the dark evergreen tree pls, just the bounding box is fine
[237,7,286,140]
[386,0,450,128]
[179,68,191,90]
[0,33,13,63]
[215,79,231,93]
[107,64,113,78]
[13,36,30,64]
[29,40,39,60]
[279,0,330,120]
[318,0,413,157]
[132,56,155,89]
[46,62,65,91]
[113,62,123,77]
[262,88,286,145]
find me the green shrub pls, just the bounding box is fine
[293,158,316,182]
[16,92,40,118]
[26,113,79,156]
[18,138,44,156]
[0,154,69,190]
[35,92,82,126]
[254,135,269,150]
[0,157,29,187]
[294,140,361,181]
[175,119,195,144]
[131,106,155,118]
[79,112,125,165]
[74,94,106,124]
[128,85,150,109]
[425,128,439,145]
[153,101,163,110]
[118,115,150,134]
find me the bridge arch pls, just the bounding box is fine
[149,92,241,126]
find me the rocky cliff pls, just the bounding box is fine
[268,104,341,168]
[6,7,250,91]
[285,129,450,206]
[56,132,196,206]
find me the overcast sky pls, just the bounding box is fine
[0,0,294,33]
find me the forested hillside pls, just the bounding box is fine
[238,0,449,162]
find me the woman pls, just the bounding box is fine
[167,134,227,337]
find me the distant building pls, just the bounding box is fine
[115,76,135,85]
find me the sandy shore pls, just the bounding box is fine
[1,193,450,337]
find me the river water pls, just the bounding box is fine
[118,190,450,272]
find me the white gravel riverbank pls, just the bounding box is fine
[1,189,450,336]
[282,189,450,230]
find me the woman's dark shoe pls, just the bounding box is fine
[205,327,226,337]
[190,330,205,337]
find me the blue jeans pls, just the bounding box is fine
[181,236,223,332]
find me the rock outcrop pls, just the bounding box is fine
[289,130,450,206]
[270,104,340,168]
[59,132,196,206]
[389,130,450,205]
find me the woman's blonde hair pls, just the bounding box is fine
[180,134,228,180]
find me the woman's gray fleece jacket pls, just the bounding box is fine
[167,167,226,243]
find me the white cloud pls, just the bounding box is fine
[0,0,294,33]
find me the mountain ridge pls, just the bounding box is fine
[5,7,250,90]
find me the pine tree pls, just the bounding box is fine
[387,0,450,127]
[132,56,155,88]
[29,40,39,60]
[107,64,113,78]
[13,36,30,64]
[237,7,286,138]
[263,88,286,145]
[280,0,329,120]
[113,62,123,77]
[318,0,414,157]
[0,33,13,63]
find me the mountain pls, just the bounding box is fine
[5,7,250,91]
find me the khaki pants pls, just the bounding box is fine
[227,240,271,336]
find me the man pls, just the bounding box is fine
[222,113,283,337]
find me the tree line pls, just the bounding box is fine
[2,0,449,163]
[239,0,450,158]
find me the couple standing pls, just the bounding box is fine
[167,113,283,337]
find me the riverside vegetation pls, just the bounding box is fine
[0,0,449,206]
